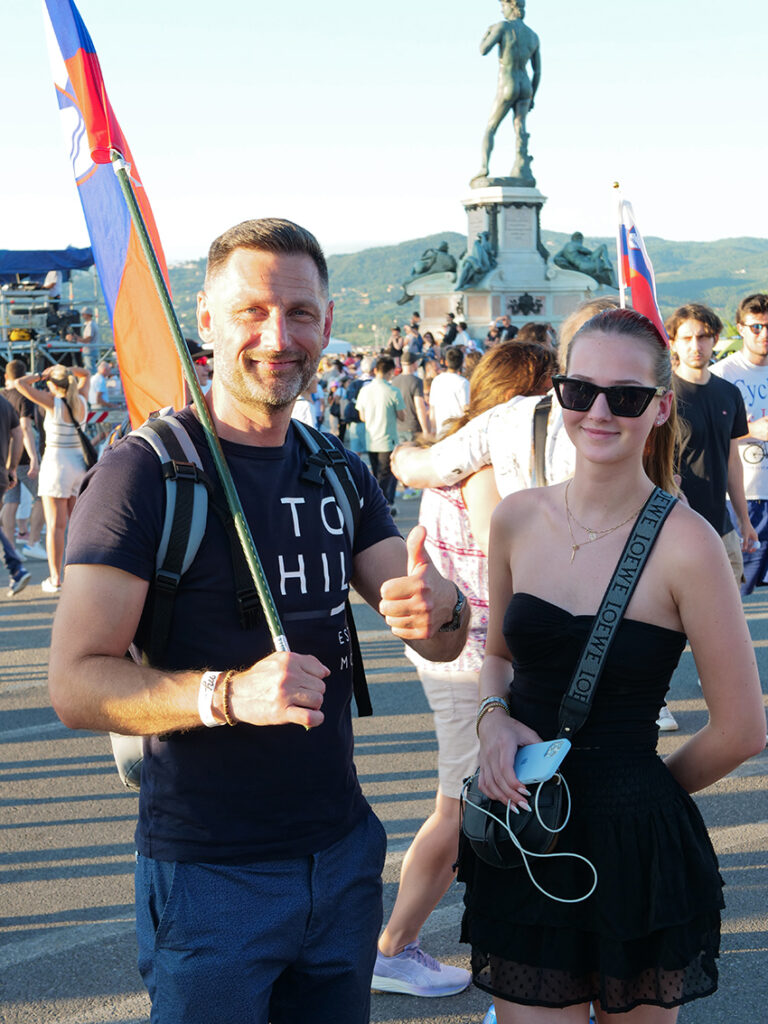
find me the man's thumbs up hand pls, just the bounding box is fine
[406,524,431,577]
[379,526,461,642]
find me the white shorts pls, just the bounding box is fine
[418,668,480,800]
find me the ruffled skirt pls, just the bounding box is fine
[458,749,724,1013]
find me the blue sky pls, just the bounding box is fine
[2,0,766,260]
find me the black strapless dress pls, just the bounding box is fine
[458,593,724,1014]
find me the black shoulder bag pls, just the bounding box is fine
[462,487,677,875]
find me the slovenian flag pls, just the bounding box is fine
[618,200,669,345]
[42,0,185,425]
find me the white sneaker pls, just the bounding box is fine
[20,542,47,560]
[656,704,678,731]
[41,577,62,595]
[371,942,470,997]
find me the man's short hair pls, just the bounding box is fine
[5,358,27,380]
[375,356,395,376]
[458,321,468,331]
[205,218,329,293]
[411,311,420,319]
[737,293,768,324]
[665,303,722,341]
[446,312,455,321]
[444,346,464,371]
[401,349,417,365]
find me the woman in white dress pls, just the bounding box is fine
[12,364,89,593]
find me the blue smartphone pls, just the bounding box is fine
[514,738,572,785]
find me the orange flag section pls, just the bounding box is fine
[113,228,186,427]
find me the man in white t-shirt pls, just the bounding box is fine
[711,292,768,594]
[43,269,62,300]
[355,356,405,511]
[88,361,119,409]
[428,347,470,436]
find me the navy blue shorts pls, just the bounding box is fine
[135,807,386,1024]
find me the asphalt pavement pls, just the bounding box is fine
[1,492,767,1024]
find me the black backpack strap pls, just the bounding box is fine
[531,395,552,487]
[133,416,212,663]
[293,421,362,543]
[345,596,372,717]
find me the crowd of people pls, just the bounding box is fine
[0,350,122,597]
[293,313,560,519]
[5,220,764,1024]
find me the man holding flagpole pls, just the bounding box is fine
[47,218,469,1024]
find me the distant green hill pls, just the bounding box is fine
[65,231,768,348]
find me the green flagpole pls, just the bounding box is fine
[110,150,289,652]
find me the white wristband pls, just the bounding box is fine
[198,670,224,727]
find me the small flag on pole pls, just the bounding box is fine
[618,199,669,345]
[42,0,185,425]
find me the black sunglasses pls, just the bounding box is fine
[552,375,667,418]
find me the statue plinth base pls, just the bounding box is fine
[469,173,537,189]
[406,184,617,338]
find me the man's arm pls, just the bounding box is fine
[49,564,330,735]
[726,438,759,551]
[744,415,768,441]
[392,405,494,488]
[414,394,430,436]
[351,527,469,663]
[7,425,22,475]
[19,416,39,477]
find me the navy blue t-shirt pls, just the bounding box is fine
[66,408,399,862]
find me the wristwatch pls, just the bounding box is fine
[438,583,466,632]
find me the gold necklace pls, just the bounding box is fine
[564,480,644,563]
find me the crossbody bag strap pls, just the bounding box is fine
[61,394,90,447]
[557,487,678,740]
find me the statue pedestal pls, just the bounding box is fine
[408,184,617,341]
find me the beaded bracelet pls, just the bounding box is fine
[221,669,239,727]
[476,695,510,736]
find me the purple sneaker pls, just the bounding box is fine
[371,942,470,997]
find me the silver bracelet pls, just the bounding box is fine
[476,696,510,736]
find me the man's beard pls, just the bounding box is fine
[217,352,318,412]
